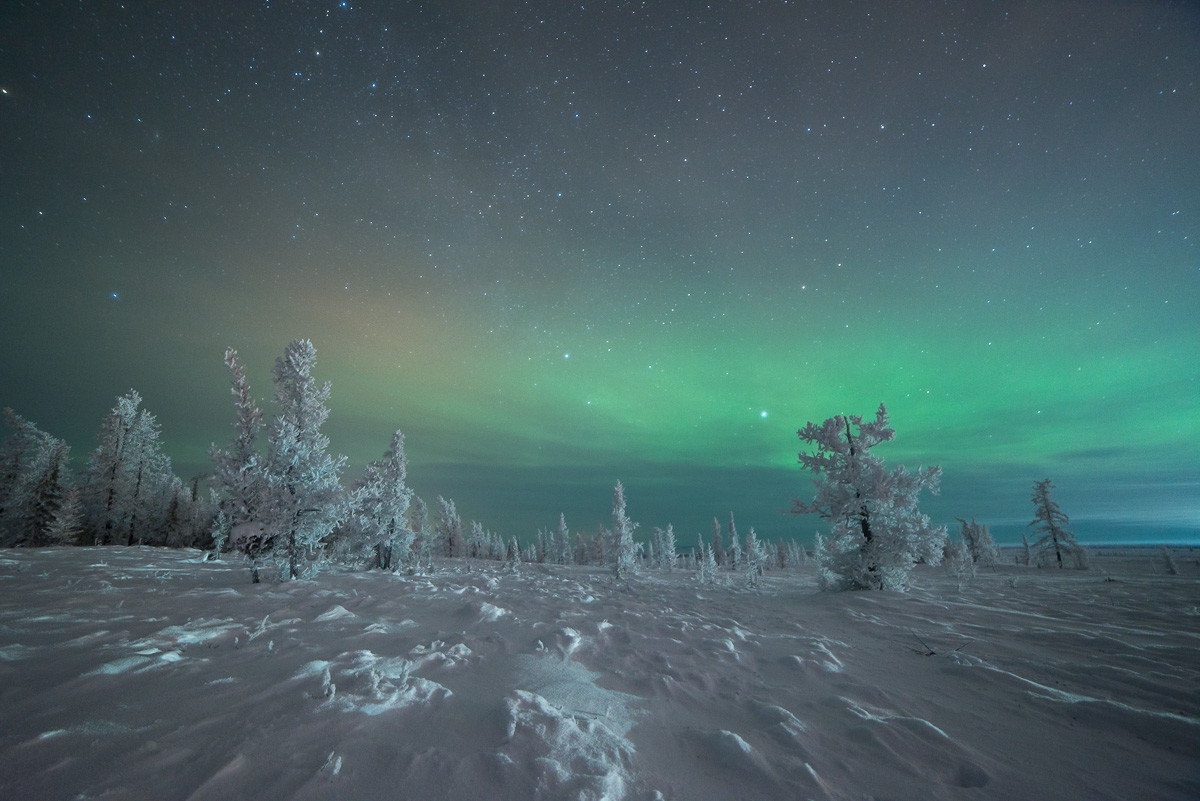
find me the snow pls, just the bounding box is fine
[0,545,1197,800]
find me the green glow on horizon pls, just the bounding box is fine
[2,1,1196,544]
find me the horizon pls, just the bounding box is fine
[2,2,1197,547]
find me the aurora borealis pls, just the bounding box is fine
[2,2,1197,545]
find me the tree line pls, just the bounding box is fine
[1,340,1087,589]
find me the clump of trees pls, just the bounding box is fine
[956,517,999,568]
[0,409,75,547]
[210,341,350,581]
[1,398,206,550]
[792,404,946,591]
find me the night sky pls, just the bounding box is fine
[2,2,1197,546]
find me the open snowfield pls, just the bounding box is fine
[1,546,1197,801]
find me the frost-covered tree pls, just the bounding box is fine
[743,526,766,588]
[0,409,55,540]
[696,535,716,585]
[44,486,83,545]
[346,430,413,570]
[408,494,431,570]
[1029,478,1086,569]
[956,517,999,567]
[0,410,75,547]
[471,521,493,560]
[261,340,348,580]
[4,435,72,547]
[552,513,572,565]
[209,348,267,553]
[652,523,677,571]
[792,404,946,591]
[84,390,178,546]
[436,495,465,558]
[610,480,638,579]
[1020,532,1032,566]
[161,483,202,548]
[727,512,741,571]
[784,539,808,568]
[943,537,975,591]
[710,517,726,567]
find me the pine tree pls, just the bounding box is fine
[1029,478,1085,569]
[436,495,465,558]
[792,404,946,591]
[610,480,638,579]
[262,340,348,580]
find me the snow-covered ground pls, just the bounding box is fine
[1,546,1197,800]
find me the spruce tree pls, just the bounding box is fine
[610,480,638,579]
[553,513,571,564]
[262,340,348,579]
[210,348,267,550]
[653,523,677,571]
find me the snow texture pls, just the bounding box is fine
[0,546,1197,800]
